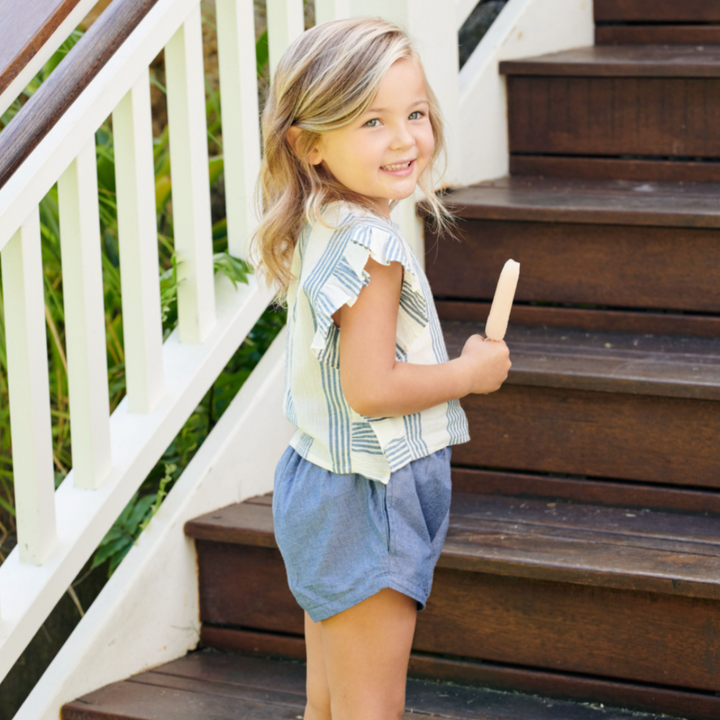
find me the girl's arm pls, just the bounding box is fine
[336,256,510,418]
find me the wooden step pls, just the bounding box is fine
[594,0,720,47]
[186,494,720,603]
[202,626,720,720]
[184,494,720,701]
[447,324,720,401]
[499,45,720,78]
[594,0,720,23]
[499,47,720,159]
[61,649,683,720]
[425,177,720,317]
[441,322,720,488]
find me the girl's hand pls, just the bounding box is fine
[460,334,511,395]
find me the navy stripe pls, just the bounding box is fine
[403,412,429,458]
[328,364,351,472]
[319,362,345,472]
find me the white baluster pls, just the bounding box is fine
[315,0,351,23]
[1,207,57,565]
[57,138,112,490]
[165,4,216,343]
[267,0,305,80]
[113,67,166,413]
[216,0,261,261]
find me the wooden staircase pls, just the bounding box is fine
[62,2,720,718]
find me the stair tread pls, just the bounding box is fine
[499,44,720,77]
[185,493,720,598]
[442,494,720,599]
[438,176,720,228]
[442,322,720,400]
[61,649,685,720]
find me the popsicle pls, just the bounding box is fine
[484,259,520,341]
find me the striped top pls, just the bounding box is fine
[283,199,470,484]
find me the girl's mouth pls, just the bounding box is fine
[380,159,415,176]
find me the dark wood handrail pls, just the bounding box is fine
[0,0,83,96]
[0,0,160,191]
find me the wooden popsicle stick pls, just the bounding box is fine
[484,259,520,341]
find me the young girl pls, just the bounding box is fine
[249,16,511,720]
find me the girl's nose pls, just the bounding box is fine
[390,121,416,150]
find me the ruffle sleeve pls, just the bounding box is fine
[309,219,429,366]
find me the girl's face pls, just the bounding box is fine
[309,57,435,219]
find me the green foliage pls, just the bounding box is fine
[0,9,287,580]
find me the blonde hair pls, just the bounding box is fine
[249,16,459,308]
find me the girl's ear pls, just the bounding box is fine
[287,125,323,165]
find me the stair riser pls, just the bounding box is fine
[196,543,720,692]
[416,569,720,691]
[595,0,720,22]
[507,77,720,158]
[596,27,720,45]
[456,387,720,488]
[426,221,720,313]
[197,541,304,635]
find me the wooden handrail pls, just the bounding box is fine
[0,0,160,190]
[0,0,83,95]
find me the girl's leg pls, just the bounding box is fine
[320,587,417,720]
[305,610,332,720]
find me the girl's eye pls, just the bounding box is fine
[364,110,425,127]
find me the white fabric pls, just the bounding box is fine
[283,199,470,483]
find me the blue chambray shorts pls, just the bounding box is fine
[272,444,452,622]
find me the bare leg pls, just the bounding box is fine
[305,610,332,720]
[320,588,417,720]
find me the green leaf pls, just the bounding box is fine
[209,156,224,187]
[213,252,253,289]
[256,29,269,77]
[125,494,157,531]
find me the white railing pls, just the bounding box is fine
[0,0,594,717]
[0,0,275,685]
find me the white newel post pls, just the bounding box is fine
[216,0,262,261]
[113,67,166,414]
[165,3,217,344]
[57,137,113,490]
[1,208,57,565]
